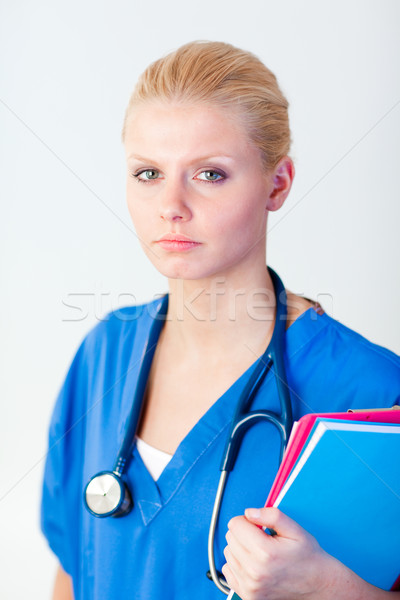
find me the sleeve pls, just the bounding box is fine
[40,338,89,577]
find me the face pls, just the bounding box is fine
[124,101,277,282]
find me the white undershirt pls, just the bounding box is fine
[136,437,173,481]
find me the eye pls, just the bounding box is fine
[196,170,225,183]
[132,169,161,183]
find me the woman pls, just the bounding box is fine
[41,41,400,600]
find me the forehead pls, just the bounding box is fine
[124,101,260,165]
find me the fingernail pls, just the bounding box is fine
[245,508,261,519]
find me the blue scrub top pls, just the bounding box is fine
[41,295,400,599]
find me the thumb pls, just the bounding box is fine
[244,507,305,540]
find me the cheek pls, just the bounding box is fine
[210,195,266,242]
[126,195,150,234]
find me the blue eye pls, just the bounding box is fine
[133,169,160,182]
[131,168,225,184]
[197,170,224,182]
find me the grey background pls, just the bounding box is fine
[1,1,399,597]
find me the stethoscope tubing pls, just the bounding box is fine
[114,298,168,476]
[84,266,294,597]
[207,267,293,594]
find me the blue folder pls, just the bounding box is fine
[274,419,400,590]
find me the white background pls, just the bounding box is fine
[1,1,399,597]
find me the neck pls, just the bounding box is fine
[163,262,277,357]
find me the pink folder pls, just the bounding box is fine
[265,407,400,591]
[265,407,400,507]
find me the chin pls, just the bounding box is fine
[147,256,218,282]
[156,263,206,281]
[143,245,242,282]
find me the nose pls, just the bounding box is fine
[159,179,192,223]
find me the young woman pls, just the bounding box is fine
[41,41,400,600]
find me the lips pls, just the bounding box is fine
[155,233,201,252]
[157,233,196,242]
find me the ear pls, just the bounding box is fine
[265,157,295,212]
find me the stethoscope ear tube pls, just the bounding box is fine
[83,296,169,520]
[84,471,133,518]
[207,267,293,594]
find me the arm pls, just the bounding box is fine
[222,507,400,600]
[52,565,73,600]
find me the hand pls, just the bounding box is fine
[222,507,336,600]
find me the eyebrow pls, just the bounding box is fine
[127,153,236,164]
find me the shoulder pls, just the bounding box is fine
[285,291,320,330]
[287,290,400,373]
[287,308,400,412]
[79,295,165,357]
[50,296,165,423]
[316,312,400,372]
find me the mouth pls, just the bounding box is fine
[155,233,202,252]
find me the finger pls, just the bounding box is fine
[221,562,241,598]
[223,539,246,581]
[227,515,275,555]
[244,507,307,540]
[224,531,251,576]
[225,523,250,562]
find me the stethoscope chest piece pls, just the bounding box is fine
[84,471,133,518]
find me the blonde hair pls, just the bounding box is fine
[121,40,291,171]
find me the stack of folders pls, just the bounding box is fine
[228,407,400,600]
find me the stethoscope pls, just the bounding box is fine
[84,266,293,595]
